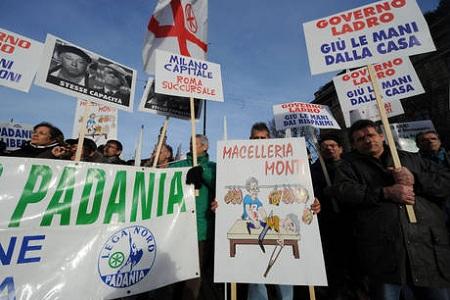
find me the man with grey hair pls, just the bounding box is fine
[170,134,218,300]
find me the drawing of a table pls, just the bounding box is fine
[227,220,300,258]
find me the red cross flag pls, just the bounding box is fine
[142,0,208,75]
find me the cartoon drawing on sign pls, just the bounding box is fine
[86,113,97,134]
[225,177,314,276]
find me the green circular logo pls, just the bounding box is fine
[108,251,125,268]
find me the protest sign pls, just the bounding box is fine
[0,158,199,299]
[273,102,340,131]
[0,121,33,151]
[73,99,118,145]
[0,28,44,92]
[390,119,434,152]
[347,99,404,127]
[214,138,327,286]
[139,77,202,120]
[333,57,424,122]
[154,49,223,101]
[303,0,436,75]
[34,34,136,111]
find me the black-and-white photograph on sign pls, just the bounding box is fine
[35,34,136,111]
[139,78,202,120]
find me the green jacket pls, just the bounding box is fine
[171,152,216,241]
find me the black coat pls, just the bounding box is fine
[333,148,450,287]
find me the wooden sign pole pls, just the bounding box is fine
[74,102,91,162]
[190,97,198,167]
[152,117,170,168]
[366,64,417,223]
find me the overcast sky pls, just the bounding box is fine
[0,0,440,160]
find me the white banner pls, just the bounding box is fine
[73,99,118,145]
[155,49,223,101]
[273,102,340,131]
[0,158,199,299]
[0,121,33,151]
[214,138,327,286]
[348,99,404,127]
[0,28,44,92]
[303,0,436,75]
[35,34,136,112]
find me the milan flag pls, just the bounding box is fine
[142,0,208,74]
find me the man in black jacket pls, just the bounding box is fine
[333,120,450,300]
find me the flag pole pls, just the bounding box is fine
[366,64,416,223]
[134,125,144,167]
[152,116,170,168]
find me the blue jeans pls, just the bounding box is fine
[369,283,449,300]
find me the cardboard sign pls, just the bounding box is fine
[72,99,118,145]
[303,0,436,74]
[155,50,223,101]
[0,28,44,92]
[333,57,424,111]
[214,138,327,286]
[35,34,136,111]
[139,77,203,120]
[273,102,340,131]
[0,158,199,299]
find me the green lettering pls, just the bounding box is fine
[9,165,52,227]
[104,170,127,223]
[167,171,186,214]
[41,167,76,226]
[157,172,166,217]
[130,172,155,222]
[76,168,105,225]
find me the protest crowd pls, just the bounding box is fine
[2,0,450,299]
[1,118,449,300]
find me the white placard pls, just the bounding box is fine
[214,138,327,286]
[348,99,404,127]
[333,57,424,118]
[139,77,203,120]
[73,99,118,145]
[0,28,44,92]
[273,102,340,131]
[303,0,436,74]
[155,49,223,102]
[0,121,33,151]
[35,34,136,112]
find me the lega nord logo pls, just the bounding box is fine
[98,225,157,288]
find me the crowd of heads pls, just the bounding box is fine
[1,121,216,168]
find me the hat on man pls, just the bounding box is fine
[319,134,342,146]
[58,45,91,63]
[103,64,128,85]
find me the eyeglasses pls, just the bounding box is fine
[105,144,119,149]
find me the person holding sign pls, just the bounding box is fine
[171,134,219,300]
[333,120,450,300]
